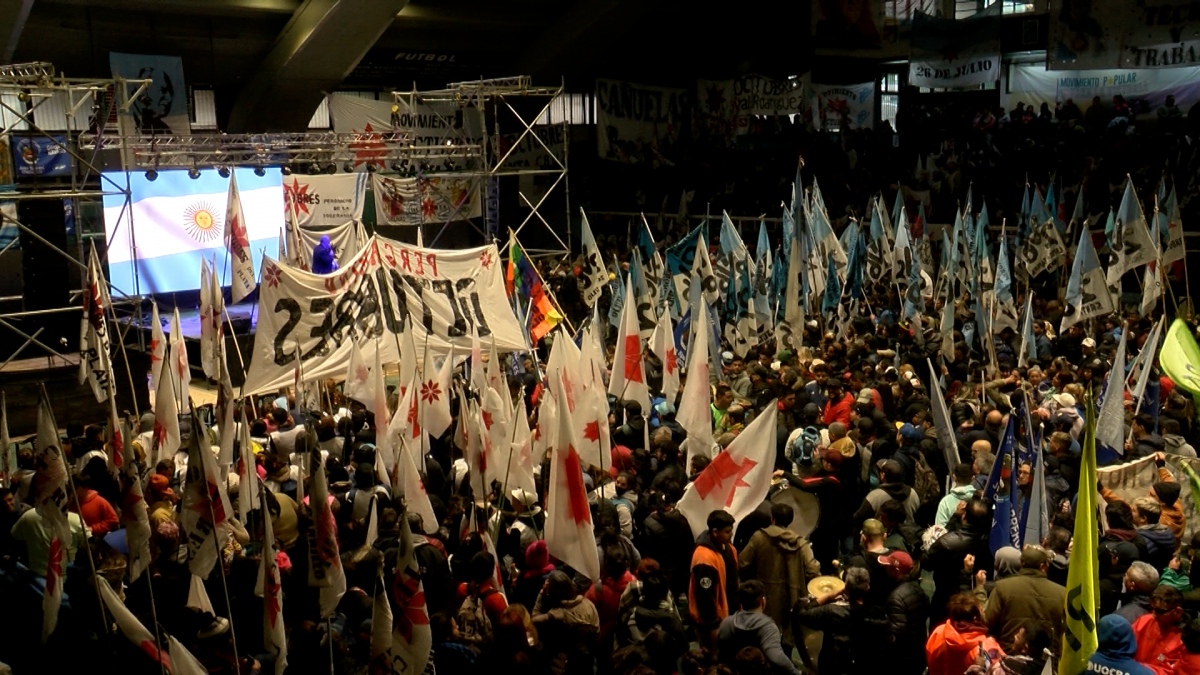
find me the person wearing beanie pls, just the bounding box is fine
[1087,615,1154,675]
[513,539,555,610]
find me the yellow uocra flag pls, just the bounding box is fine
[1160,319,1200,395]
[1060,396,1100,674]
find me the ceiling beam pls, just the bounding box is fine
[37,0,300,16]
[227,0,408,132]
[0,0,34,63]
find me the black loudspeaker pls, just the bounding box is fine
[18,199,73,350]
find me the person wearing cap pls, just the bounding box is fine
[982,545,1065,653]
[892,423,926,487]
[1038,391,1084,440]
[852,459,918,531]
[878,549,929,675]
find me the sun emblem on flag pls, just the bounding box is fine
[183,202,222,243]
[263,263,281,288]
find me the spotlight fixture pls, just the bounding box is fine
[390,160,404,172]
[145,169,158,181]
[342,161,354,173]
[281,164,292,176]
[324,162,337,175]
[218,166,230,178]
[188,166,201,180]
[254,166,266,177]
[366,163,377,173]
[308,162,321,175]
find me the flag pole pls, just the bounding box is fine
[193,404,241,670]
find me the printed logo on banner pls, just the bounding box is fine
[283,174,367,227]
[12,136,72,178]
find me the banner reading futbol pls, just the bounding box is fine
[243,236,525,394]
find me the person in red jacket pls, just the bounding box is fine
[1132,585,1188,675]
[71,477,119,536]
[584,545,635,648]
[822,379,855,428]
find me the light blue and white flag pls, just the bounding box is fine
[1062,229,1114,332]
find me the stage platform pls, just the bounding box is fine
[117,304,258,389]
[0,352,150,437]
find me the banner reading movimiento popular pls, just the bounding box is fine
[243,235,526,394]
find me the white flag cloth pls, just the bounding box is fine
[149,302,167,395]
[649,308,680,403]
[927,359,962,474]
[1106,178,1158,285]
[372,344,394,484]
[79,243,113,402]
[210,256,226,373]
[692,232,720,306]
[481,388,511,487]
[463,395,490,501]
[677,302,715,464]
[1161,188,1185,265]
[1096,330,1128,455]
[607,274,649,409]
[224,172,257,303]
[35,386,71,643]
[389,372,424,465]
[120,420,153,582]
[308,448,348,617]
[199,259,217,378]
[1140,262,1162,318]
[152,345,181,465]
[256,477,288,675]
[181,414,233,581]
[677,399,778,539]
[393,439,439,535]
[216,345,236,468]
[169,308,191,412]
[343,339,376,412]
[387,519,432,675]
[531,380,558,466]
[237,413,261,527]
[370,574,394,667]
[166,634,210,675]
[1061,229,1114,332]
[503,395,539,497]
[96,575,172,670]
[546,371,601,581]
[578,321,613,471]
[420,347,453,439]
[578,209,608,308]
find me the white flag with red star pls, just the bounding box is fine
[309,447,347,617]
[225,172,257,303]
[503,395,538,496]
[152,344,181,465]
[181,413,233,581]
[96,575,173,671]
[170,308,191,412]
[199,259,217,378]
[393,439,438,535]
[649,308,679,403]
[256,473,288,675]
[119,420,152,582]
[343,340,376,413]
[149,302,167,395]
[420,347,453,439]
[546,371,601,581]
[237,412,261,527]
[607,274,648,410]
[578,318,613,472]
[386,518,431,675]
[677,398,778,538]
[372,344,394,486]
[35,385,71,643]
[78,243,113,402]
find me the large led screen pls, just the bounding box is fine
[103,168,284,296]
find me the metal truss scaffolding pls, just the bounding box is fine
[396,76,570,257]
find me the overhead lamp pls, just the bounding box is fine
[188,165,201,180]
[144,169,158,182]
[342,161,355,173]
[281,164,292,176]
[366,163,377,173]
[324,162,337,175]
[254,166,266,177]
[218,166,231,178]
[308,162,321,175]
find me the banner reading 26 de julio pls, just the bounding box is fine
[243,235,526,394]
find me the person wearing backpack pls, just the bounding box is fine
[455,551,508,647]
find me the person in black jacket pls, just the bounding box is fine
[778,450,847,573]
[925,498,993,625]
[879,550,929,675]
[793,566,886,674]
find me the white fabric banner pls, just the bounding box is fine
[910,55,1000,89]
[372,174,483,227]
[327,93,472,146]
[243,236,524,395]
[908,9,1001,89]
[1049,0,1200,70]
[595,78,691,164]
[811,83,876,130]
[282,174,368,228]
[1099,454,1200,541]
[695,75,806,136]
[295,220,368,269]
[1004,62,1200,114]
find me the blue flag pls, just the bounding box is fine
[846,221,866,301]
[986,414,1021,554]
[822,254,841,316]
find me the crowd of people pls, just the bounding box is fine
[1,255,1198,675]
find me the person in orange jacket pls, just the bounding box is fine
[926,592,1003,675]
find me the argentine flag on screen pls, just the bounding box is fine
[103,168,284,296]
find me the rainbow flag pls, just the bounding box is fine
[507,233,561,343]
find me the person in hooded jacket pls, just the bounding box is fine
[1089,614,1152,672]
[1129,497,1177,572]
[878,550,929,674]
[311,235,338,274]
[925,592,1002,675]
[514,539,556,610]
[794,567,886,675]
[717,580,799,675]
[926,499,993,626]
[738,502,820,655]
[936,462,978,528]
[1159,418,1196,458]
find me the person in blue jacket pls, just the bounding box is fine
[1084,614,1154,675]
[312,235,338,274]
